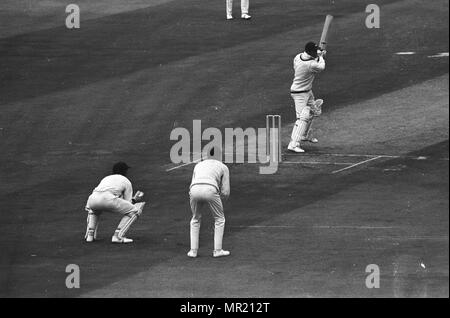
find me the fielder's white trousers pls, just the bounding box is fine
[226,0,249,16]
[189,184,225,251]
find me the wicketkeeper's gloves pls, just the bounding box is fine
[132,191,144,204]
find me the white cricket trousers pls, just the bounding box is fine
[85,191,143,239]
[290,91,315,144]
[189,184,225,251]
[226,0,249,16]
[87,191,138,215]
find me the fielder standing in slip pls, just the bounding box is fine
[226,0,251,20]
[188,149,230,258]
[84,162,145,244]
[288,41,326,153]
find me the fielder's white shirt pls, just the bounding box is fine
[190,159,230,198]
[290,52,325,92]
[92,174,133,201]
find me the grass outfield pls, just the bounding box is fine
[0,0,448,297]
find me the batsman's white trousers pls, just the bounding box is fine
[291,91,316,119]
[226,0,249,16]
[290,91,315,144]
[86,191,138,215]
[189,184,225,251]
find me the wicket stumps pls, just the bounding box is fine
[266,115,282,162]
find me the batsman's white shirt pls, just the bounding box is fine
[290,52,325,92]
[190,159,230,197]
[86,174,136,215]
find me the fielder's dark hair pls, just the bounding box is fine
[305,41,318,58]
[112,161,130,176]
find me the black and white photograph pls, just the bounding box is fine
[0,0,448,302]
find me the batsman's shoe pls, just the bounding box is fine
[287,141,305,153]
[187,249,198,258]
[301,136,319,143]
[213,249,230,258]
[241,14,251,20]
[227,15,234,20]
[111,236,133,244]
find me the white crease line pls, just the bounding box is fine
[283,153,399,158]
[230,225,398,229]
[428,52,449,58]
[165,154,445,171]
[395,51,416,55]
[318,154,445,160]
[282,161,354,165]
[230,225,296,228]
[368,236,449,241]
[331,156,383,174]
[165,158,201,172]
[314,225,397,229]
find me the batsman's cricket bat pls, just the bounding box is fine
[319,15,333,50]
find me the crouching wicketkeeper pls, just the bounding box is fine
[84,162,145,244]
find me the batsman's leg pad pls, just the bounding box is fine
[291,119,310,144]
[294,105,312,143]
[303,119,314,139]
[298,106,312,121]
[290,121,301,145]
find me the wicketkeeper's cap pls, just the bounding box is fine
[112,161,131,175]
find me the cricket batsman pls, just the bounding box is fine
[187,149,230,258]
[288,41,326,153]
[84,162,145,244]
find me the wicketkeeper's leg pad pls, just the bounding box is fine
[115,202,146,238]
[85,207,100,239]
